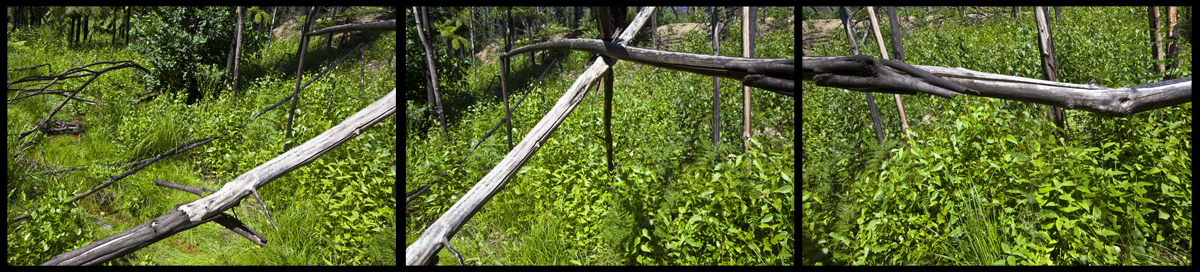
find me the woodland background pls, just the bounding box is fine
[406,7,794,265]
[8,6,396,265]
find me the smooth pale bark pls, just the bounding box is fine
[803,55,1192,117]
[305,19,396,37]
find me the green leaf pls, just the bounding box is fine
[1097,229,1119,236]
[865,219,881,231]
[1039,209,1058,218]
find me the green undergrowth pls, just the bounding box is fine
[406,7,794,265]
[803,7,1191,265]
[8,7,396,265]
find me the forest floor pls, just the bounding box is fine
[270,9,397,72]
[803,9,1033,56]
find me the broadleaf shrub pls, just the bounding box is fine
[130,7,268,101]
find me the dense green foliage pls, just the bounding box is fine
[803,7,1191,265]
[130,7,270,102]
[405,8,471,133]
[8,6,396,265]
[407,7,794,265]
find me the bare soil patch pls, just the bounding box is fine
[271,10,395,41]
[269,10,396,73]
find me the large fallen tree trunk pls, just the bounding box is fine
[405,7,654,266]
[803,55,1192,117]
[42,88,395,265]
[305,19,396,37]
[502,38,794,96]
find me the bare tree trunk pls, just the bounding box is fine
[711,7,721,149]
[470,7,477,83]
[326,6,338,49]
[1035,6,1068,147]
[267,6,277,52]
[111,6,119,46]
[232,6,245,98]
[1148,6,1165,74]
[741,7,754,153]
[285,6,317,151]
[1163,6,1181,80]
[124,6,132,45]
[414,7,449,139]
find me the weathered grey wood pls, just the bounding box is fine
[405,7,655,266]
[499,38,794,95]
[179,88,395,222]
[803,55,1192,117]
[154,178,216,197]
[305,19,396,37]
[210,211,268,247]
[42,89,395,265]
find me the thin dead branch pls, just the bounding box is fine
[9,61,150,140]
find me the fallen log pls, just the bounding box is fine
[502,38,794,96]
[41,89,395,265]
[803,55,1192,117]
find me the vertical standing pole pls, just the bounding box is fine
[597,7,621,172]
[741,7,754,153]
[1035,6,1068,147]
[710,7,722,150]
[501,7,514,150]
[866,7,913,143]
[838,7,886,145]
[286,6,317,151]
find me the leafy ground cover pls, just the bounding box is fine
[406,7,794,265]
[8,7,396,265]
[803,7,1191,265]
